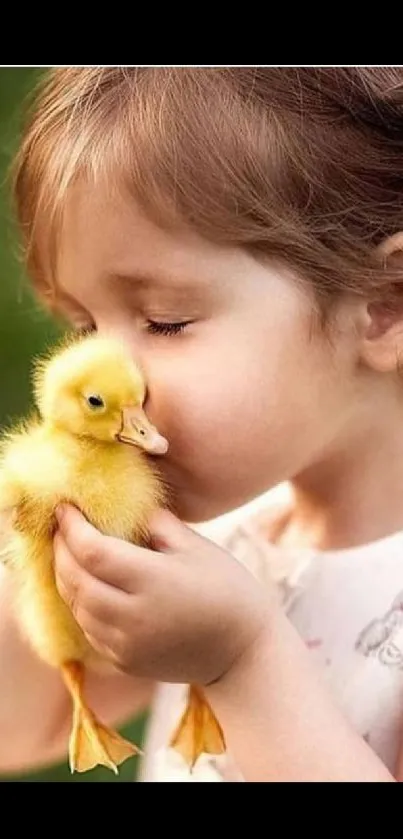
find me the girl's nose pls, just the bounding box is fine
[98,322,146,366]
[142,384,159,428]
[141,371,169,441]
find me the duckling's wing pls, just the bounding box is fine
[0,417,43,567]
[0,469,26,567]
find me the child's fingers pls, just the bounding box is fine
[54,530,130,627]
[71,611,129,668]
[54,503,153,591]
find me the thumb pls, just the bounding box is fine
[147,508,196,553]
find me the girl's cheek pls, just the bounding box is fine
[145,339,252,444]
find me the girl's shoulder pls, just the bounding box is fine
[197,484,403,609]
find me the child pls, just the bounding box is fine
[3,66,403,782]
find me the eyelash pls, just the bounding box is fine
[75,321,191,338]
[146,321,190,337]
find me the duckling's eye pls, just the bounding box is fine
[87,395,105,409]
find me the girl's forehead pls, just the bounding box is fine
[57,179,314,318]
[58,181,251,298]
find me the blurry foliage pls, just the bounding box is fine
[0,68,60,427]
[0,67,146,782]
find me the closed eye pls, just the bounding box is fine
[146,321,192,337]
[73,320,192,339]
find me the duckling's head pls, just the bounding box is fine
[33,333,168,455]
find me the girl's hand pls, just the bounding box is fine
[54,505,272,685]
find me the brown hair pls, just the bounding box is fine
[12,67,403,310]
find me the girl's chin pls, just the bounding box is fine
[165,492,209,524]
[166,484,238,525]
[160,461,257,523]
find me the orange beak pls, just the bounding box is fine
[117,406,169,455]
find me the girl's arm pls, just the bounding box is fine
[49,504,395,781]
[206,609,394,782]
[0,567,154,774]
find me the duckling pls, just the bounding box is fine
[0,332,169,774]
[0,332,226,775]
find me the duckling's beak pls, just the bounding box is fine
[117,406,169,455]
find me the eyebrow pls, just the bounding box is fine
[54,268,213,319]
[107,270,208,292]
[104,270,213,307]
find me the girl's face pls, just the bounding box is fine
[55,181,356,523]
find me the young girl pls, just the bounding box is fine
[2,66,403,782]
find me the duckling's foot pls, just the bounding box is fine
[61,660,141,774]
[169,684,226,770]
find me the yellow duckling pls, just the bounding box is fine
[0,332,226,775]
[0,332,169,774]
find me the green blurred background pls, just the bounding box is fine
[0,67,146,782]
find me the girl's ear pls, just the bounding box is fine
[359,232,403,373]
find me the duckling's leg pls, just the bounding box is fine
[169,684,226,770]
[61,660,141,774]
